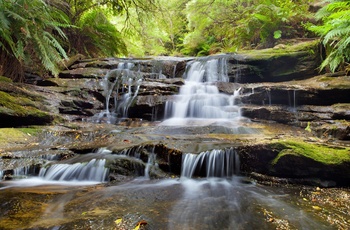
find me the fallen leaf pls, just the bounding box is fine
[114,218,122,224]
[312,206,322,211]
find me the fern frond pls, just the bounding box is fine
[323,27,350,44]
[325,1,350,13]
[0,11,10,30]
[42,31,68,59]
[4,9,27,22]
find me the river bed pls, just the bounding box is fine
[1,176,348,229]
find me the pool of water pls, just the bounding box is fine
[0,176,336,230]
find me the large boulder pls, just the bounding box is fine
[227,40,322,83]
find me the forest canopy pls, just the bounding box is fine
[0,0,349,81]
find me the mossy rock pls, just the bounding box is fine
[0,76,13,83]
[0,127,41,148]
[271,140,350,165]
[268,140,350,185]
[0,91,54,127]
[229,40,321,83]
[238,139,350,186]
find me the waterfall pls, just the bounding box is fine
[39,159,109,182]
[116,146,158,179]
[91,62,142,124]
[162,56,242,126]
[181,148,239,178]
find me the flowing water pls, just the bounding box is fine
[0,56,345,229]
[162,56,246,127]
[0,148,336,229]
[91,62,142,124]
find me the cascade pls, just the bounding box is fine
[13,166,35,177]
[162,56,242,126]
[266,89,272,106]
[92,62,142,124]
[39,159,109,182]
[144,146,157,179]
[181,148,239,178]
[293,89,298,111]
[116,146,158,178]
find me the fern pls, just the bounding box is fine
[74,9,127,57]
[307,0,350,72]
[0,0,69,80]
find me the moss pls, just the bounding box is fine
[0,76,13,83]
[271,139,350,165]
[19,127,43,136]
[318,76,333,82]
[0,91,48,117]
[238,40,319,60]
[0,128,33,144]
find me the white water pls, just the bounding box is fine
[181,148,239,178]
[162,57,243,126]
[91,62,142,124]
[39,159,108,182]
[0,158,109,189]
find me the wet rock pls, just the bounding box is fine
[241,105,298,124]
[0,81,55,127]
[59,68,109,79]
[238,141,350,187]
[312,120,350,140]
[227,40,321,83]
[108,157,145,177]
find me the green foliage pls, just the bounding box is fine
[0,0,69,80]
[114,0,187,56]
[178,0,312,56]
[307,0,350,72]
[0,0,158,80]
[62,0,158,57]
[73,9,127,57]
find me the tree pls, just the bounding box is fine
[307,0,350,72]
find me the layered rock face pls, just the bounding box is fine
[1,40,349,186]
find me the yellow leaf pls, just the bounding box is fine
[114,218,122,225]
[312,206,322,210]
[134,224,140,230]
[75,134,80,139]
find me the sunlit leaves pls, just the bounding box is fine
[181,0,312,56]
[307,0,350,72]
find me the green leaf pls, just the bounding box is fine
[273,30,282,39]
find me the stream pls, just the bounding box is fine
[0,168,336,229]
[0,55,349,229]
